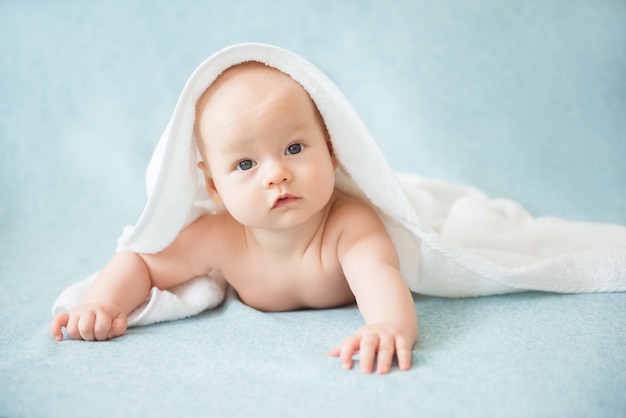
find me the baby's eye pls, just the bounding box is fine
[237,159,255,171]
[286,143,303,155]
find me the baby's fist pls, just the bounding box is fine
[51,303,127,341]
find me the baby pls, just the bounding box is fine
[50,62,418,375]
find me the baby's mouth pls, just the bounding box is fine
[272,194,301,209]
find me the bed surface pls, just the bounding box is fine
[1,1,625,417]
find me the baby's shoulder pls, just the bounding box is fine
[181,211,240,241]
[328,190,384,226]
[325,191,390,253]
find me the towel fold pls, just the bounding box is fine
[52,43,626,326]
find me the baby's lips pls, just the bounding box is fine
[272,194,301,209]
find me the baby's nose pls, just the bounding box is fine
[264,161,292,187]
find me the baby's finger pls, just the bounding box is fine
[50,313,69,341]
[358,334,379,373]
[108,315,127,339]
[326,347,340,358]
[66,312,81,340]
[93,312,113,341]
[339,335,361,370]
[395,335,413,371]
[77,311,96,341]
[375,336,396,375]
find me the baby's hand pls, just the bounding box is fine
[50,302,127,342]
[328,322,414,374]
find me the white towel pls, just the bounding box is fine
[52,43,626,327]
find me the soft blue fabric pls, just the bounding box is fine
[1,1,624,417]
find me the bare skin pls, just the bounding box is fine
[51,62,418,374]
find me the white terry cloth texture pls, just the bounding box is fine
[52,43,626,326]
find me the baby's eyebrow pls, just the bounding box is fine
[219,136,255,155]
[216,120,310,155]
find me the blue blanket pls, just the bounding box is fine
[1,1,625,417]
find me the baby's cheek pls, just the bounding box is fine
[228,190,266,222]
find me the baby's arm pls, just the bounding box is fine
[50,251,152,341]
[51,216,216,341]
[329,203,418,374]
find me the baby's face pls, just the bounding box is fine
[196,62,337,230]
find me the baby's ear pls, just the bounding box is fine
[197,161,224,207]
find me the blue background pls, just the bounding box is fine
[2,0,625,239]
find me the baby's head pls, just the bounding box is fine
[194,61,338,229]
